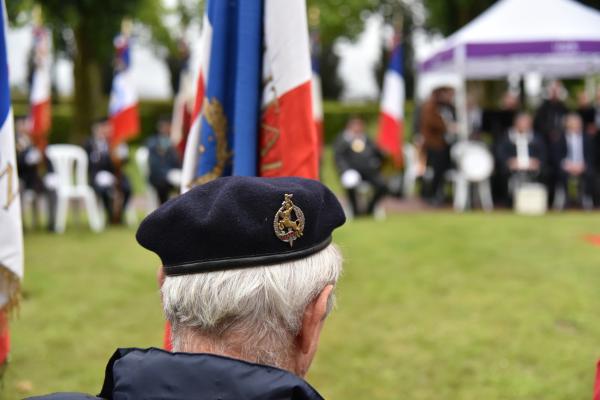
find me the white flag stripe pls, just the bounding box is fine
[261,0,312,108]
[311,73,323,121]
[180,16,213,193]
[0,109,24,308]
[30,29,52,105]
[380,70,405,120]
[109,69,138,115]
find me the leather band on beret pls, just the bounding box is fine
[163,237,332,276]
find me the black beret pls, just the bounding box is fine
[136,176,346,275]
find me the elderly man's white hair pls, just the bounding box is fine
[162,244,342,369]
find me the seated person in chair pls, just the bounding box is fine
[498,112,547,199]
[146,116,181,204]
[84,118,132,224]
[553,113,595,210]
[15,116,56,230]
[333,117,387,217]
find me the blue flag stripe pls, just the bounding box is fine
[0,0,11,128]
[195,0,263,180]
[389,44,404,76]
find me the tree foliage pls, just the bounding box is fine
[8,0,194,140]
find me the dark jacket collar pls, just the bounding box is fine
[98,347,324,400]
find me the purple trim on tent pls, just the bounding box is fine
[420,40,600,73]
[467,40,600,57]
[419,48,454,73]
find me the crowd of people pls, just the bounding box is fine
[15,116,182,231]
[417,80,600,210]
[332,81,600,215]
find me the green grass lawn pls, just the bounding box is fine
[3,212,600,399]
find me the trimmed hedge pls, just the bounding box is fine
[11,99,412,145]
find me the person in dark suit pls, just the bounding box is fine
[534,81,569,205]
[333,117,386,217]
[146,116,181,204]
[15,116,44,194]
[590,88,600,206]
[484,91,521,205]
[15,116,56,230]
[553,113,595,210]
[498,112,547,200]
[84,118,131,224]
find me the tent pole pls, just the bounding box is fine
[455,44,469,140]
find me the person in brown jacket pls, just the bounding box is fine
[419,87,456,205]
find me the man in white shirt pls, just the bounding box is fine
[498,112,547,199]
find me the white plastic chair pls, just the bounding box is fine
[45,144,104,233]
[135,147,159,215]
[452,142,494,212]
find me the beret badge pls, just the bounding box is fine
[273,194,305,247]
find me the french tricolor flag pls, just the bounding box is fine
[29,25,52,149]
[0,0,24,366]
[377,36,405,167]
[181,0,318,192]
[109,30,140,147]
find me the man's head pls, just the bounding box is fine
[346,117,365,137]
[513,112,532,134]
[157,115,172,137]
[160,244,342,376]
[137,176,346,377]
[14,116,30,137]
[547,80,564,101]
[565,113,582,135]
[501,91,520,110]
[577,91,590,108]
[92,118,112,141]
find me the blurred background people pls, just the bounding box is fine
[553,113,595,210]
[535,80,568,205]
[84,118,131,224]
[15,116,43,196]
[484,91,521,206]
[15,115,55,230]
[498,112,547,200]
[577,90,596,136]
[419,87,456,206]
[334,117,386,217]
[146,116,181,204]
[535,80,569,144]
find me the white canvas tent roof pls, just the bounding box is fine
[419,0,600,79]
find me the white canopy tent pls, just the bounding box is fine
[417,0,600,137]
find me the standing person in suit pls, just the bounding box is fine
[534,80,568,205]
[146,116,181,204]
[591,88,600,205]
[333,117,387,217]
[84,118,131,224]
[553,113,595,210]
[498,112,547,201]
[419,87,456,206]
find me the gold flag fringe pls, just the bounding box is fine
[0,266,21,316]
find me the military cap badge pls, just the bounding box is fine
[273,194,305,247]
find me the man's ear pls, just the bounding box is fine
[298,284,334,355]
[157,266,166,288]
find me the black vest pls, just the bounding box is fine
[28,347,324,400]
